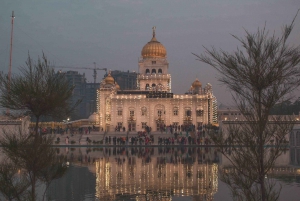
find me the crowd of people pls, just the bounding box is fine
[35,125,96,135]
[104,134,155,145]
[53,122,219,146]
[100,123,216,146]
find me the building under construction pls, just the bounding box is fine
[62,70,100,120]
[110,70,137,90]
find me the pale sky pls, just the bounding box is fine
[1,0,300,105]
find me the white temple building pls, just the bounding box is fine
[97,28,217,132]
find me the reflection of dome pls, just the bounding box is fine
[88,164,96,174]
[192,79,202,88]
[88,112,98,122]
[105,73,114,84]
[141,27,167,58]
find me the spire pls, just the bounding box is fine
[152,26,156,38]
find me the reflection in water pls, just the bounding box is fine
[96,147,218,200]
[46,147,300,200]
[48,147,220,201]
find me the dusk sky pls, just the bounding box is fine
[1,0,300,105]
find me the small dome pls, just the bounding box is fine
[88,112,98,122]
[105,73,114,84]
[192,79,202,88]
[88,164,96,174]
[141,27,167,58]
[115,83,120,90]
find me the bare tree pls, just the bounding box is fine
[193,11,300,201]
[0,53,81,135]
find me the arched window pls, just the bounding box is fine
[130,110,135,117]
[157,110,162,117]
[173,107,179,116]
[196,110,204,116]
[157,83,163,91]
[151,69,156,74]
[117,107,123,116]
[158,69,162,74]
[145,84,150,90]
[141,107,147,116]
[152,83,156,88]
[146,69,150,74]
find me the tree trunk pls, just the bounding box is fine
[35,116,40,136]
[258,91,266,201]
[31,174,36,201]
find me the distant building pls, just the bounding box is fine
[218,106,300,146]
[0,116,30,136]
[110,70,137,90]
[62,71,99,120]
[290,121,300,165]
[217,105,241,121]
[84,82,100,117]
[63,71,86,120]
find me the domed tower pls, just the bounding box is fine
[191,78,202,94]
[138,27,171,92]
[97,72,119,131]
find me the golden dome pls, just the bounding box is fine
[192,79,202,88]
[88,112,98,122]
[115,83,120,90]
[141,27,167,58]
[105,73,114,84]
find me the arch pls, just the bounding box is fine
[117,107,123,116]
[152,83,156,88]
[158,68,162,74]
[154,104,165,118]
[151,69,156,74]
[173,106,179,116]
[141,106,147,116]
[154,104,165,110]
[145,84,150,90]
[157,83,163,91]
[185,107,192,117]
[128,107,135,117]
[145,69,150,74]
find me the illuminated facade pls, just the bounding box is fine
[97,28,218,132]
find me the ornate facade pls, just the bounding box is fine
[97,28,217,132]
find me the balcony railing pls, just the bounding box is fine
[137,74,171,79]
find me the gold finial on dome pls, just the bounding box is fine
[105,71,114,84]
[141,27,166,58]
[152,26,156,38]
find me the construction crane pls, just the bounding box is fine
[53,62,107,83]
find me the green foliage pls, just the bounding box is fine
[0,53,81,133]
[0,160,30,201]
